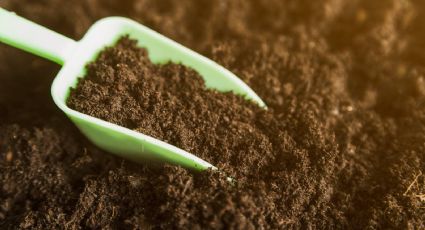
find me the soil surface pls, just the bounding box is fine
[1,0,425,229]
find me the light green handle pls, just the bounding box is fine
[0,8,76,65]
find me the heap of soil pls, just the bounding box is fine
[1,0,425,229]
[67,36,283,179]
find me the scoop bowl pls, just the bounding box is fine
[0,8,266,170]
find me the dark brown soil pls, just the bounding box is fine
[67,36,281,179]
[1,0,425,229]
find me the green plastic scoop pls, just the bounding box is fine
[0,8,266,171]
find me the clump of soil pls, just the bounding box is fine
[1,0,425,229]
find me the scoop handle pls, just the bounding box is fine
[0,8,76,65]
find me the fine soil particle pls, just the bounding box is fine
[1,0,425,229]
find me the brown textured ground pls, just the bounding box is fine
[1,0,425,229]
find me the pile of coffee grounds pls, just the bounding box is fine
[1,0,425,229]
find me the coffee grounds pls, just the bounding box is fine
[1,0,425,229]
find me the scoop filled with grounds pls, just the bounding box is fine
[0,9,266,171]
